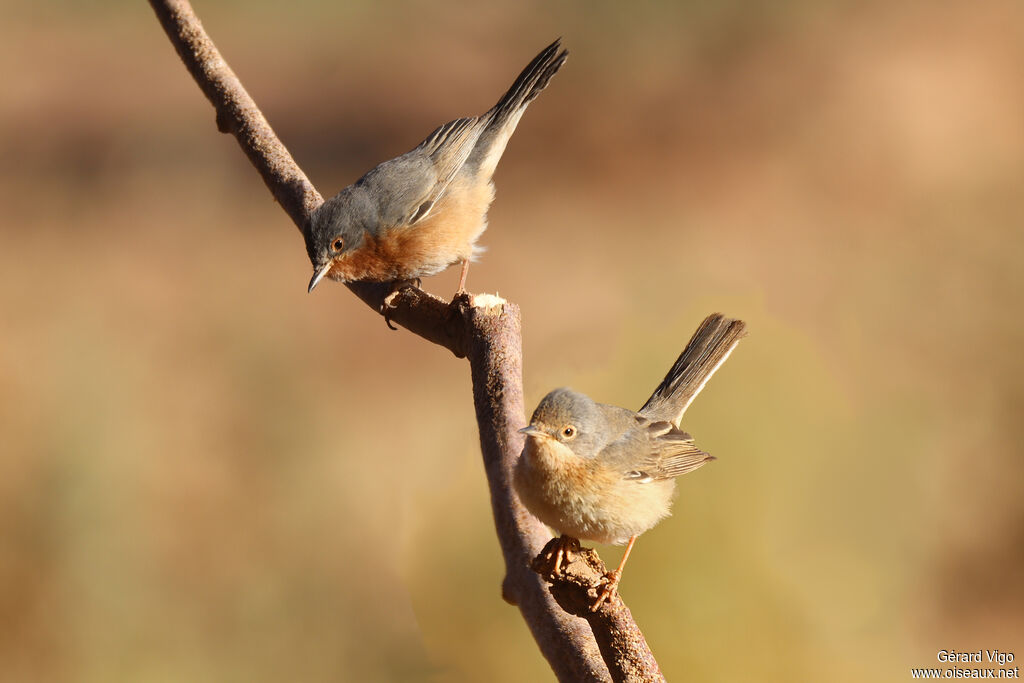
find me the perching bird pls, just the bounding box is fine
[305,39,568,294]
[514,313,747,610]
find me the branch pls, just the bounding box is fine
[148,2,662,679]
[463,296,612,680]
[532,539,665,682]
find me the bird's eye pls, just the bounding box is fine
[331,237,344,253]
[561,426,576,439]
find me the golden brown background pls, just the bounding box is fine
[2,1,1022,680]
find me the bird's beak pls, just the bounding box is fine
[519,425,547,439]
[307,261,334,294]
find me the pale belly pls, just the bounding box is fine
[513,441,675,545]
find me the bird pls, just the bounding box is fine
[305,39,568,295]
[514,313,747,610]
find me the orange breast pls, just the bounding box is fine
[330,176,495,282]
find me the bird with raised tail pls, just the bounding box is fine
[305,39,569,295]
[514,313,747,610]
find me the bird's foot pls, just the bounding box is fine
[448,290,472,309]
[541,535,580,577]
[591,569,622,612]
[379,279,423,330]
[380,291,401,330]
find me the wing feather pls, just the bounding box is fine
[401,116,483,224]
[604,417,714,481]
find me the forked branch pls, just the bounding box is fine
[148,1,662,679]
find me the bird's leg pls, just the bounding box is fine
[455,259,470,295]
[591,535,637,611]
[447,261,472,311]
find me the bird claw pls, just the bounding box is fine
[380,291,401,330]
[379,279,424,330]
[542,535,579,577]
[448,290,471,310]
[591,569,622,612]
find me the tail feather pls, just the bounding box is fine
[467,39,567,177]
[640,314,748,425]
[488,38,568,126]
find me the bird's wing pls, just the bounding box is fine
[402,116,483,224]
[601,416,714,482]
[361,116,484,230]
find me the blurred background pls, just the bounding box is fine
[2,0,1022,680]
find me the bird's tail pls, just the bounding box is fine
[469,39,568,177]
[640,314,748,425]
[488,38,568,128]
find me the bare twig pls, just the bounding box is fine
[147,1,662,679]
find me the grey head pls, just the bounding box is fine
[305,182,381,292]
[522,388,614,459]
[305,152,444,292]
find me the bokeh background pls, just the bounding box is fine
[2,1,1022,680]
